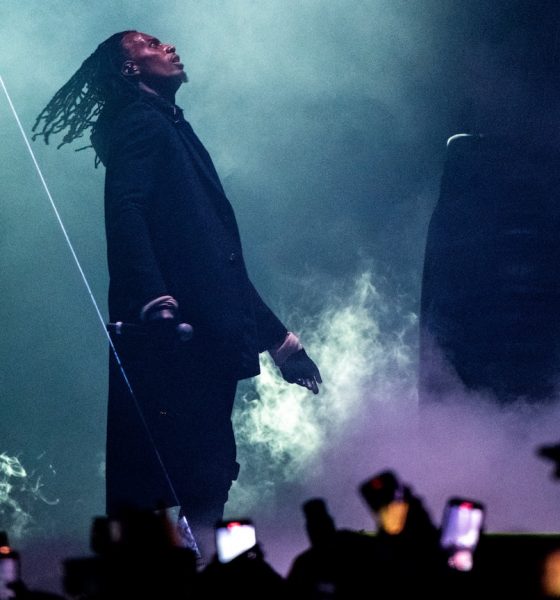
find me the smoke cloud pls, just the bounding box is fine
[2,0,560,588]
[228,272,560,575]
[230,270,417,506]
[0,453,59,540]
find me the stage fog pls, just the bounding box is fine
[1,0,560,589]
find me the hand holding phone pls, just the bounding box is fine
[0,533,20,600]
[440,497,485,572]
[359,470,411,534]
[215,519,257,563]
[0,559,19,600]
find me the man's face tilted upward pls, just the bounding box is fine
[121,31,187,98]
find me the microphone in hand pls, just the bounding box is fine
[107,318,193,343]
[144,306,183,345]
[107,296,193,344]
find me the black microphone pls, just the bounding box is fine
[107,321,194,342]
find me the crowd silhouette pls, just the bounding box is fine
[2,467,560,599]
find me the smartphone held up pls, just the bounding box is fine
[439,497,485,572]
[215,519,257,563]
[359,470,411,535]
[0,533,20,600]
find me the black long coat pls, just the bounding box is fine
[93,93,287,516]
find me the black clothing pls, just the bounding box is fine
[106,349,238,530]
[92,92,287,532]
[286,530,379,599]
[197,545,287,600]
[99,92,286,379]
[419,133,560,403]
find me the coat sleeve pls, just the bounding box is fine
[248,280,288,352]
[104,107,170,316]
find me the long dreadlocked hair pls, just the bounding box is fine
[32,31,137,162]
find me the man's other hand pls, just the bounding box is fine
[145,308,181,346]
[142,295,181,347]
[280,349,322,394]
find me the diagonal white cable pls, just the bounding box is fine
[0,75,110,335]
[0,74,199,553]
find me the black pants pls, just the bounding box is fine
[105,339,240,535]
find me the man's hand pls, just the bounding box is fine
[145,306,180,344]
[279,349,322,394]
[141,295,183,347]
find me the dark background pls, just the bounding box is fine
[2,0,560,589]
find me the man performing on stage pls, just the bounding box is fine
[33,30,322,556]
